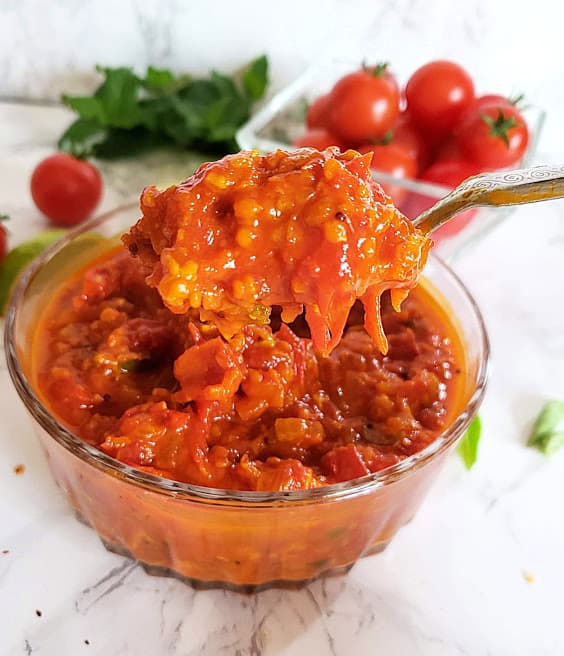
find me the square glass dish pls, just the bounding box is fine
[237,59,545,261]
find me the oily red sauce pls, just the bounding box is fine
[125,149,430,356]
[34,247,464,491]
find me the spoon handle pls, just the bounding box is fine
[413,165,564,234]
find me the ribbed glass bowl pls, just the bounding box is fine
[5,204,489,591]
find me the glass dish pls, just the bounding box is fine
[4,204,489,591]
[237,58,545,261]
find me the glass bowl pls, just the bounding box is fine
[4,203,489,591]
[237,58,545,261]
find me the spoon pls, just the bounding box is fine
[413,165,564,234]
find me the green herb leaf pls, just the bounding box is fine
[63,67,144,130]
[61,96,104,122]
[94,66,145,128]
[143,66,179,91]
[58,57,269,160]
[58,118,108,159]
[92,128,166,160]
[0,230,66,314]
[457,415,482,470]
[242,54,269,101]
[0,214,9,222]
[119,358,155,373]
[527,401,564,455]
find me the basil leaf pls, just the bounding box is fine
[58,118,108,159]
[143,66,178,91]
[527,401,564,455]
[243,54,269,101]
[0,230,66,314]
[457,415,482,470]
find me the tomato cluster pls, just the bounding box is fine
[295,60,530,240]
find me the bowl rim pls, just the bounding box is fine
[4,203,489,507]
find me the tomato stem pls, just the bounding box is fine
[368,129,393,146]
[509,92,525,108]
[481,110,519,147]
[362,61,389,78]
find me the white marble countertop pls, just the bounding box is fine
[2,101,564,656]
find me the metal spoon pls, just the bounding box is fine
[413,165,564,234]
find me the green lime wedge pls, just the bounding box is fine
[0,230,66,315]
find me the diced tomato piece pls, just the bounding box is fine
[174,337,245,405]
[256,458,319,491]
[125,318,174,355]
[321,444,370,482]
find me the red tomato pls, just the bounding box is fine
[392,112,431,171]
[435,136,462,162]
[293,129,341,150]
[453,94,520,135]
[0,223,7,264]
[405,60,475,136]
[306,94,331,129]
[321,445,370,482]
[420,159,480,189]
[329,66,400,143]
[457,103,528,168]
[358,142,417,205]
[401,160,481,240]
[475,94,515,110]
[30,153,103,226]
[477,93,527,114]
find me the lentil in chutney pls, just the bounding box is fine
[34,149,465,491]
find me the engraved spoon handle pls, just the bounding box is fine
[413,165,564,234]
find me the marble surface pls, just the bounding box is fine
[2,87,564,656]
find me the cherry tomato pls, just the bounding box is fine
[405,60,475,136]
[475,94,515,110]
[454,94,521,134]
[401,160,481,240]
[392,112,431,171]
[293,129,341,150]
[0,223,7,264]
[358,142,417,205]
[306,94,331,129]
[30,153,103,226]
[329,66,400,143]
[435,136,462,162]
[456,95,520,129]
[419,159,480,190]
[457,103,528,169]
